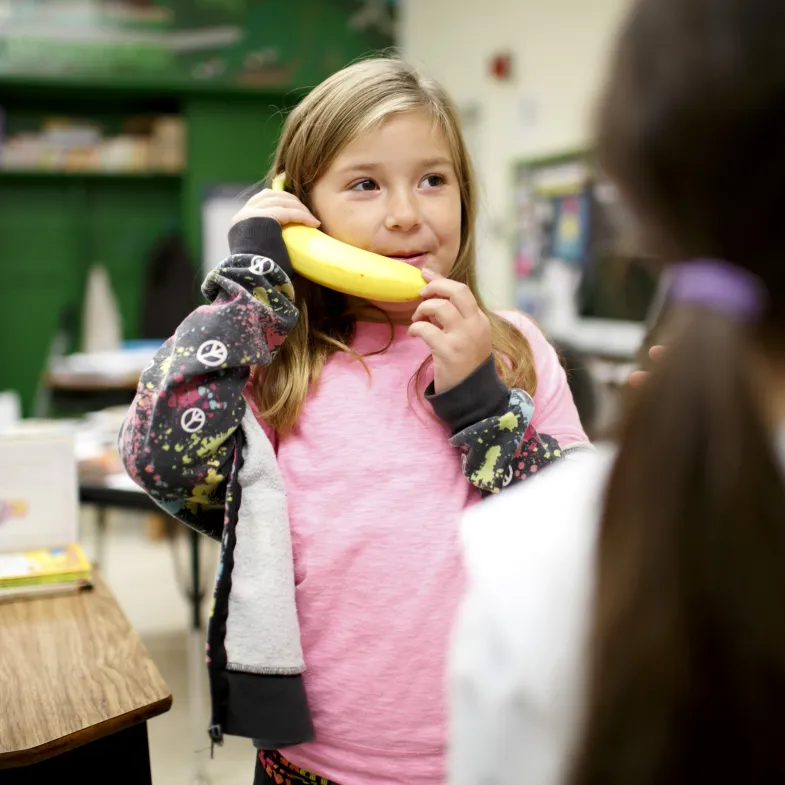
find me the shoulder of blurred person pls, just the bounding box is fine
[449,444,614,785]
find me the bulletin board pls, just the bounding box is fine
[512,150,661,323]
[513,150,594,280]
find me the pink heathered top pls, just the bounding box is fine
[247,313,588,784]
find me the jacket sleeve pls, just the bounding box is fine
[118,217,298,539]
[427,349,591,495]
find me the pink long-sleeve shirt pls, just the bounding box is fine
[247,313,589,784]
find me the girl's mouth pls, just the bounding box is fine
[388,252,428,268]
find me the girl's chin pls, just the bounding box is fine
[366,299,418,323]
[345,295,418,324]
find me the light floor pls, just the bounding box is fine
[82,509,257,785]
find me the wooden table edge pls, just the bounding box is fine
[44,372,140,391]
[0,693,173,769]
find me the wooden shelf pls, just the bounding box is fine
[0,169,183,181]
[0,72,291,101]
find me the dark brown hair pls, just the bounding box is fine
[571,0,785,783]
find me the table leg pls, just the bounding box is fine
[188,527,211,785]
[3,721,153,784]
[95,505,108,569]
[190,527,203,630]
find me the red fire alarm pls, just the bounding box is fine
[490,52,513,81]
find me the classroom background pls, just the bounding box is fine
[0,1,649,783]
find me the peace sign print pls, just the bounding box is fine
[181,408,207,433]
[503,463,514,487]
[250,256,275,276]
[197,339,228,368]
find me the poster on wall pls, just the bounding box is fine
[0,0,395,88]
[512,151,660,323]
[513,154,593,280]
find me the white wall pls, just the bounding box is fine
[400,0,632,308]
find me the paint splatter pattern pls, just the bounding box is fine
[119,253,298,538]
[258,750,337,784]
[452,387,568,494]
[119,251,571,529]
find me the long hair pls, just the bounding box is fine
[253,57,536,433]
[570,1,785,783]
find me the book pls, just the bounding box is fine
[0,543,92,593]
[0,581,92,602]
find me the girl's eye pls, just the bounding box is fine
[421,174,446,189]
[350,179,378,192]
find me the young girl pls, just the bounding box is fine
[450,1,785,783]
[120,58,588,785]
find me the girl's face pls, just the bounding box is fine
[310,109,463,316]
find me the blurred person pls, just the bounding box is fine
[119,58,589,785]
[449,0,785,783]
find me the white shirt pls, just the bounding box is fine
[448,447,616,785]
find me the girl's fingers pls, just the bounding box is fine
[246,189,303,209]
[629,370,649,388]
[411,298,463,331]
[408,320,445,352]
[418,277,479,319]
[232,206,320,228]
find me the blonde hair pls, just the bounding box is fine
[254,57,537,433]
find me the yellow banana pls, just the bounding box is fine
[271,174,425,302]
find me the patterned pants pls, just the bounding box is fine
[254,750,339,785]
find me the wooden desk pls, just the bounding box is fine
[44,371,141,391]
[37,371,139,417]
[0,574,172,783]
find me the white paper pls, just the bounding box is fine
[81,264,122,354]
[515,92,542,140]
[105,472,143,492]
[0,553,32,578]
[202,185,259,278]
[0,434,78,553]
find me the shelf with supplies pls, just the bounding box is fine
[0,110,187,175]
[0,169,183,181]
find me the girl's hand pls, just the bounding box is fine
[232,188,321,228]
[629,345,667,387]
[409,269,493,393]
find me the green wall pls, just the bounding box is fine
[0,173,181,408]
[0,1,393,414]
[183,95,290,265]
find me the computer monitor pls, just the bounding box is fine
[513,151,661,359]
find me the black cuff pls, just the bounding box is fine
[228,217,294,278]
[426,356,510,435]
[220,670,314,745]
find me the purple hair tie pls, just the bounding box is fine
[667,259,767,322]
